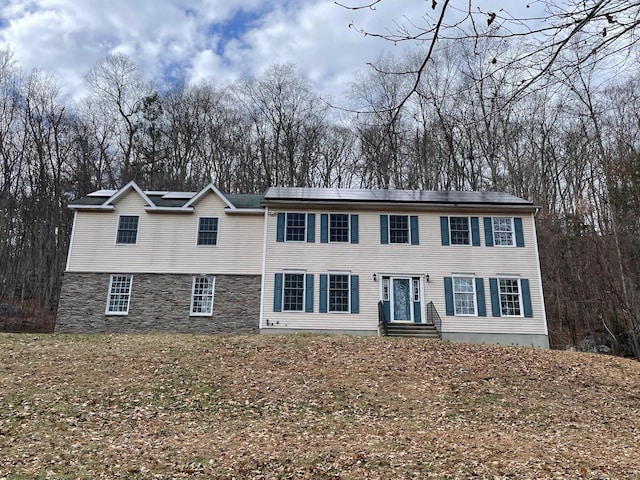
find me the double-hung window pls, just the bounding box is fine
[493,217,514,246]
[330,214,349,242]
[286,213,306,241]
[106,275,132,315]
[381,215,419,245]
[283,273,305,311]
[190,276,215,316]
[389,215,409,244]
[449,217,470,245]
[197,217,219,246]
[453,276,476,315]
[329,274,350,312]
[116,216,139,244]
[498,278,522,316]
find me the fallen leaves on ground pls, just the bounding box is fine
[0,334,638,479]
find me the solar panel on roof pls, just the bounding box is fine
[263,187,532,205]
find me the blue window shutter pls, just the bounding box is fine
[410,216,419,245]
[521,278,533,317]
[489,278,501,317]
[476,278,486,317]
[305,274,314,312]
[319,275,328,313]
[274,273,283,312]
[484,217,494,247]
[276,213,285,242]
[307,214,315,243]
[471,217,480,246]
[380,215,389,244]
[320,214,328,243]
[351,215,359,244]
[514,218,525,247]
[444,277,454,316]
[440,217,450,246]
[350,275,359,313]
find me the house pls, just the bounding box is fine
[56,182,549,348]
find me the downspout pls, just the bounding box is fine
[259,206,269,331]
[65,210,78,272]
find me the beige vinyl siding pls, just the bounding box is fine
[262,208,546,335]
[68,190,264,274]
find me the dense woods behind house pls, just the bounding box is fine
[1,40,640,358]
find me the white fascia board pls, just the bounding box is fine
[104,181,156,207]
[184,184,235,209]
[144,207,195,214]
[68,204,116,211]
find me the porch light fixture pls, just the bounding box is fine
[426,274,430,282]
[373,273,377,282]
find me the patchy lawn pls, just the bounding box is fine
[0,334,638,479]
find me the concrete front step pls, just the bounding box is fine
[385,323,439,338]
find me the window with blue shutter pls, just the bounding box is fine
[321,214,358,243]
[490,277,532,317]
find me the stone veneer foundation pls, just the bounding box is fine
[55,272,261,333]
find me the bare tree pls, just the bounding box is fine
[85,53,154,184]
[338,1,640,110]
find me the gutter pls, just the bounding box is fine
[261,199,539,212]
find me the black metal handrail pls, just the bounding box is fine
[378,300,388,336]
[425,301,442,339]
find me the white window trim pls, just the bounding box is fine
[492,217,516,247]
[285,212,307,242]
[328,272,351,314]
[105,274,132,315]
[329,213,350,243]
[195,216,219,247]
[382,277,390,302]
[388,214,411,244]
[448,216,471,246]
[190,275,216,316]
[497,276,524,317]
[114,215,139,246]
[282,271,306,312]
[452,275,477,316]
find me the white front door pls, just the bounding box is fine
[382,276,423,323]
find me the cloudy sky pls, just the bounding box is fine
[0,0,433,101]
[0,1,551,103]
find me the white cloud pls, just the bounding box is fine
[0,0,531,102]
